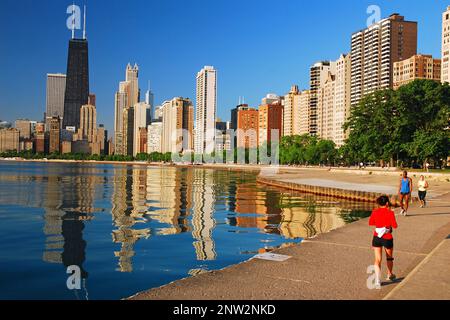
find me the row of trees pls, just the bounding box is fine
[0,150,136,162]
[342,79,450,168]
[280,135,338,166]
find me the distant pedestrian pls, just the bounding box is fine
[425,162,430,173]
[398,171,413,216]
[369,195,398,288]
[418,175,429,208]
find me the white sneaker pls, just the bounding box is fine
[400,209,405,216]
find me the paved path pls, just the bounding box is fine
[129,191,450,300]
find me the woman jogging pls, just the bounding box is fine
[418,175,429,208]
[398,171,413,216]
[369,196,398,288]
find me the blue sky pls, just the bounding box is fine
[0,0,445,133]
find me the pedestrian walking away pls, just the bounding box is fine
[369,196,398,288]
[398,171,413,216]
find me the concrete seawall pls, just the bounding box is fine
[257,176,407,205]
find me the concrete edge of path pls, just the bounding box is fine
[383,235,450,300]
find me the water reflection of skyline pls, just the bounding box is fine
[0,163,374,280]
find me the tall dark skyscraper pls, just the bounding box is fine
[63,38,89,130]
[63,5,90,130]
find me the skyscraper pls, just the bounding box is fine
[162,97,194,154]
[122,107,134,156]
[63,38,89,129]
[145,81,154,122]
[49,117,61,153]
[317,54,351,147]
[283,85,300,137]
[114,64,140,155]
[258,103,283,146]
[442,6,450,84]
[46,74,66,124]
[126,63,140,107]
[350,14,417,106]
[309,61,336,135]
[333,53,352,147]
[195,66,217,155]
[78,104,97,142]
[133,102,151,156]
[236,107,259,149]
[298,90,312,135]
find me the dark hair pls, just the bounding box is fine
[377,195,390,207]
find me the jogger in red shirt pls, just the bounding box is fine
[369,196,398,287]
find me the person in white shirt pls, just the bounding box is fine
[418,175,429,208]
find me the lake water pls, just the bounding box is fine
[0,161,373,300]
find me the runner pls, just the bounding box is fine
[369,196,398,288]
[418,175,429,208]
[398,171,413,216]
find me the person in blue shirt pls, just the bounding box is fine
[398,171,413,216]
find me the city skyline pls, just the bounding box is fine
[0,0,445,133]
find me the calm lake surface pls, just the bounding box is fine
[0,161,373,300]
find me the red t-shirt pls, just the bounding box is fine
[369,207,398,240]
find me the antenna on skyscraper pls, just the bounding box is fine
[71,2,75,39]
[83,5,86,40]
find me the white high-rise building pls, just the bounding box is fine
[309,61,336,135]
[147,122,162,153]
[442,6,450,84]
[161,97,194,154]
[283,86,300,136]
[333,54,351,147]
[317,54,351,147]
[195,66,217,155]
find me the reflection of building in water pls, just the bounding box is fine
[232,183,354,239]
[111,166,150,272]
[42,175,64,264]
[279,203,346,239]
[232,184,282,234]
[192,170,217,261]
[145,167,191,235]
[38,170,101,282]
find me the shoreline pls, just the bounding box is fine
[1,157,449,176]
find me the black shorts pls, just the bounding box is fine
[418,191,427,201]
[372,236,394,249]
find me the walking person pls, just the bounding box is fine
[398,171,413,216]
[418,175,429,208]
[369,196,398,288]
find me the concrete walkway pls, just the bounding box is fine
[129,191,450,300]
